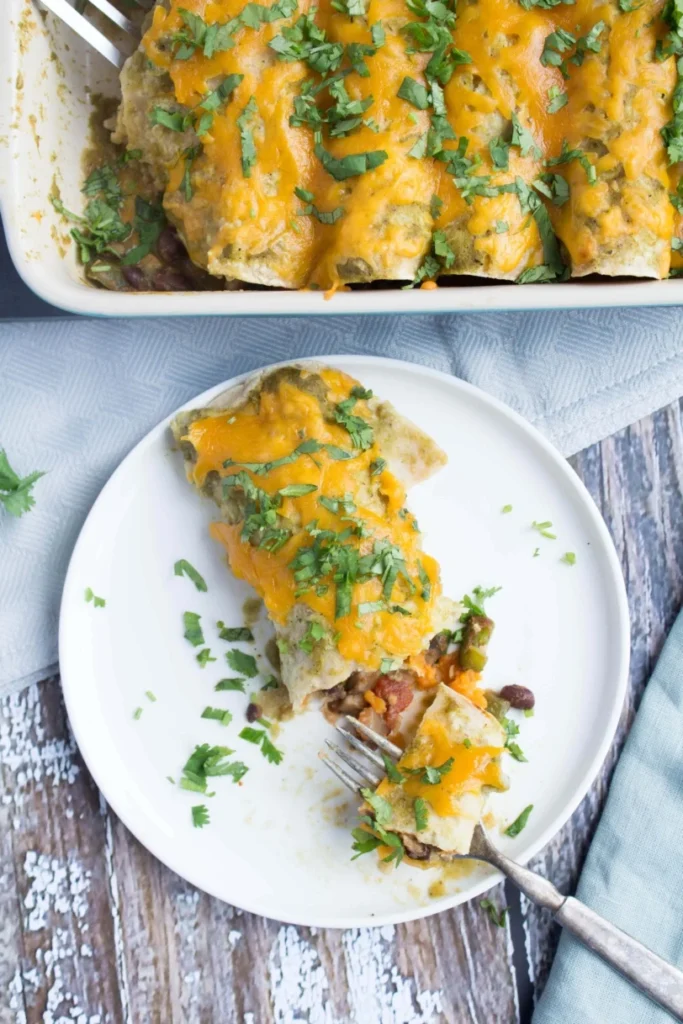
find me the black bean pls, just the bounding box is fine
[151,267,189,291]
[498,685,535,710]
[246,702,262,723]
[156,225,186,263]
[121,265,148,290]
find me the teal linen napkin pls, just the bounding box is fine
[533,610,683,1023]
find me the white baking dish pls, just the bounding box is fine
[3,0,683,317]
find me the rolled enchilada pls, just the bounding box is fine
[171,364,456,711]
[110,0,680,288]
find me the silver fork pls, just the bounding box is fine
[34,0,144,68]
[324,716,683,1021]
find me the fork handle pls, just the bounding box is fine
[493,853,683,1020]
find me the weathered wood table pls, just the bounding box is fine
[1,405,680,1024]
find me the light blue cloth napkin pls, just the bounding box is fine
[533,611,683,1024]
[3,307,683,694]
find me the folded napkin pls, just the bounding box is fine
[533,611,683,1024]
[3,308,683,695]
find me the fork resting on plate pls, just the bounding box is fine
[324,716,683,1022]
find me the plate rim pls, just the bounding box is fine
[58,354,630,928]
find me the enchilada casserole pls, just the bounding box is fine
[173,363,532,864]
[51,0,683,289]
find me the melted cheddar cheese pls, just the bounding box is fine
[134,0,679,287]
[183,367,444,668]
[378,718,505,817]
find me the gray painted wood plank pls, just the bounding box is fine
[521,403,683,1007]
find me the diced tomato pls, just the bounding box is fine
[374,673,414,730]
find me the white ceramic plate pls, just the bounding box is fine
[59,356,629,927]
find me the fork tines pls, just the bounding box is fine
[321,716,402,795]
[36,0,139,68]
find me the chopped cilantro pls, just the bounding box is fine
[495,220,509,233]
[201,706,233,725]
[0,450,45,517]
[501,504,513,514]
[239,727,284,763]
[533,547,540,558]
[417,561,431,601]
[507,741,528,762]
[180,744,248,793]
[561,551,577,565]
[361,787,393,824]
[50,194,131,267]
[183,611,205,647]
[237,96,259,178]
[226,649,258,677]
[351,825,383,858]
[196,649,217,668]
[84,587,106,608]
[404,758,454,784]
[480,898,509,927]
[382,753,404,784]
[150,107,192,133]
[532,520,557,540]
[298,620,326,652]
[546,140,596,184]
[215,678,246,692]
[119,197,165,266]
[369,457,387,477]
[488,136,510,171]
[192,804,210,828]
[541,22,604,79]
[397,76,431,110]
[547,85,568,113]
[510,113,541,159]
[217,623,254,641]
[505,804,533,837]
[174,559,208,592]
[294,186,344,225]
[261,675,280,690]
[413,797,429,832]
[333,389,374,449]
[315,143,388,181]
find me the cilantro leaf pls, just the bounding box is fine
[183,611,205,647]
[351,825,383,858]
[505,804,534,837]
[84,588,106,608]
[226,649,258,676]
[480,898,509,927]
[404,758,454,784]
[237,97,259,178]
[382,753,404,784]
[192,804,210,828]
[361,787,393,824]
[217,623,254,641]
[215,678,246,692]
[414,797,429,832]
[196,648,217,668]
[201,706,233,725]
[510,113,542,159]
[174,559,208,592]
[181,744,247,792]
[315,143,388,181]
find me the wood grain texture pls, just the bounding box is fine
[2,403,681,1024]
